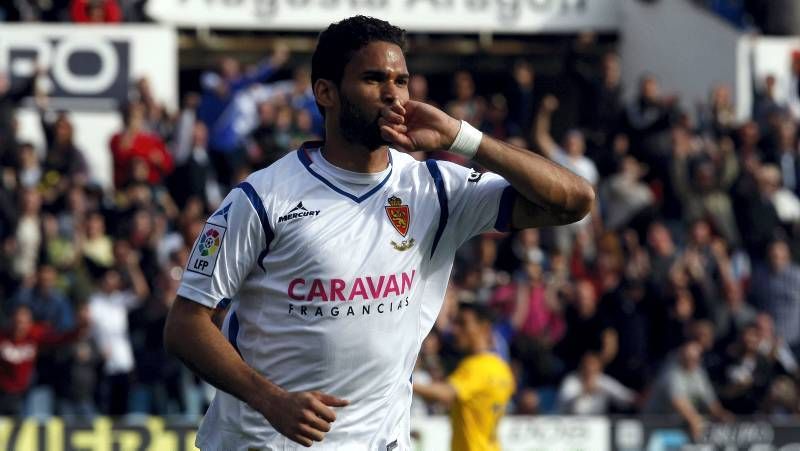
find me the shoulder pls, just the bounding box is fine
[238,149,306,197]
[467,353,510,374]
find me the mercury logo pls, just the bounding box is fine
[278,201,321,223]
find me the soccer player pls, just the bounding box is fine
[164,15,593,450]
[413,303,515,451]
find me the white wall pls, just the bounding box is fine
[619,0,742,120]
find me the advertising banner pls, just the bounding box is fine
[0,417,198,451]
[146,0,620,33]
[614,418,800,451]
[411,415,610,451]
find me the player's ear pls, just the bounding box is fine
[314,79,338,112]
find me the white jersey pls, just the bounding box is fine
[178,143,516,451]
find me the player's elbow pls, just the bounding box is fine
[565,180,595,223]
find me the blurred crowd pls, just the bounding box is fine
[0,14,800,442]
[1,0,146,23]
[412,38,800,439]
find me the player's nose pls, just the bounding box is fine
[380,82,401,105]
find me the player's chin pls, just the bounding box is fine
[365,127,391,150]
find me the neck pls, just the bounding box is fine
[470,337,492,355]
[322,126,390,173]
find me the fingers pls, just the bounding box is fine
[388,99,406,116]
[282,391,345,447]
[378,117,407,134]
[380,105,405,125]
[315,392,350,408]
[298,422,326,442]
[380,125,413,152]
[309,398,338,423]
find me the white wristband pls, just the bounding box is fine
[448,120,482,159]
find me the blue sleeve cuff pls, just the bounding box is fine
[494,186,517,232]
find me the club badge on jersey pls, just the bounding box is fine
[386,195,415,251]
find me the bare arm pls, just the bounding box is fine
[380,99,594,230]
[474,134,595,229]
[126,254,150,301]
[164,296,348,446]
[532,95,561,159]
[413,381,457,407]
[600,328,619,366]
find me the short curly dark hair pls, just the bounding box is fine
[311,15,407,116]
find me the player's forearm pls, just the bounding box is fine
[164,297,283,413]
[473,135,594,228]
[413,381,456,406]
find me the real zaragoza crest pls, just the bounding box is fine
[385,195,410,237]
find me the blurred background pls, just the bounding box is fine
[2,0,800,449]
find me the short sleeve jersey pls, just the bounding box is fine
[178,144,516,450]
[447,353,515,451]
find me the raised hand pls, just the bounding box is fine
[260,390,349,447]
[378,100,461,153]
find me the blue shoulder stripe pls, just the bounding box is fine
[425,160,449,259]
[234,182,274,271]
[227,310,241,356]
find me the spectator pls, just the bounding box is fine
[132,77,174,140]
[16,143,42,189]
[757,164,800,224]
[10,264,75,332]
[736,160,784,260]
[644,341,734,441]
[507,60,537,137]
[600,156,654,231]
[670,129,740,245]
[0,305,88,415]
[197,48,288,186]
[129,270,185,414]
[557,279,618,371]
[761,376,800,418]
[80,211,114,270]
[697,83,737,138]
[750,240,800,354]
[535,95,601,251]
[556,352,636,415]
[38,109,89,191]
[714,279,758,344]
[622,74,679,167]
[480,94,521,141]
[109,101,174,189]
[754,313,800,378]
[70,0,122,23]
[718,324,775,414]
[14,188,43,281]
[446,70,485,126]
[602,278,650,391]
[764,119,800,197]
[168,122,221,208]
[498,261,564,387]
[88,260,148,415]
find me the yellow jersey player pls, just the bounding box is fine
[414,302,515,451]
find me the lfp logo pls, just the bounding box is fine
[188,223,227,277]
[199,228,221,257]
